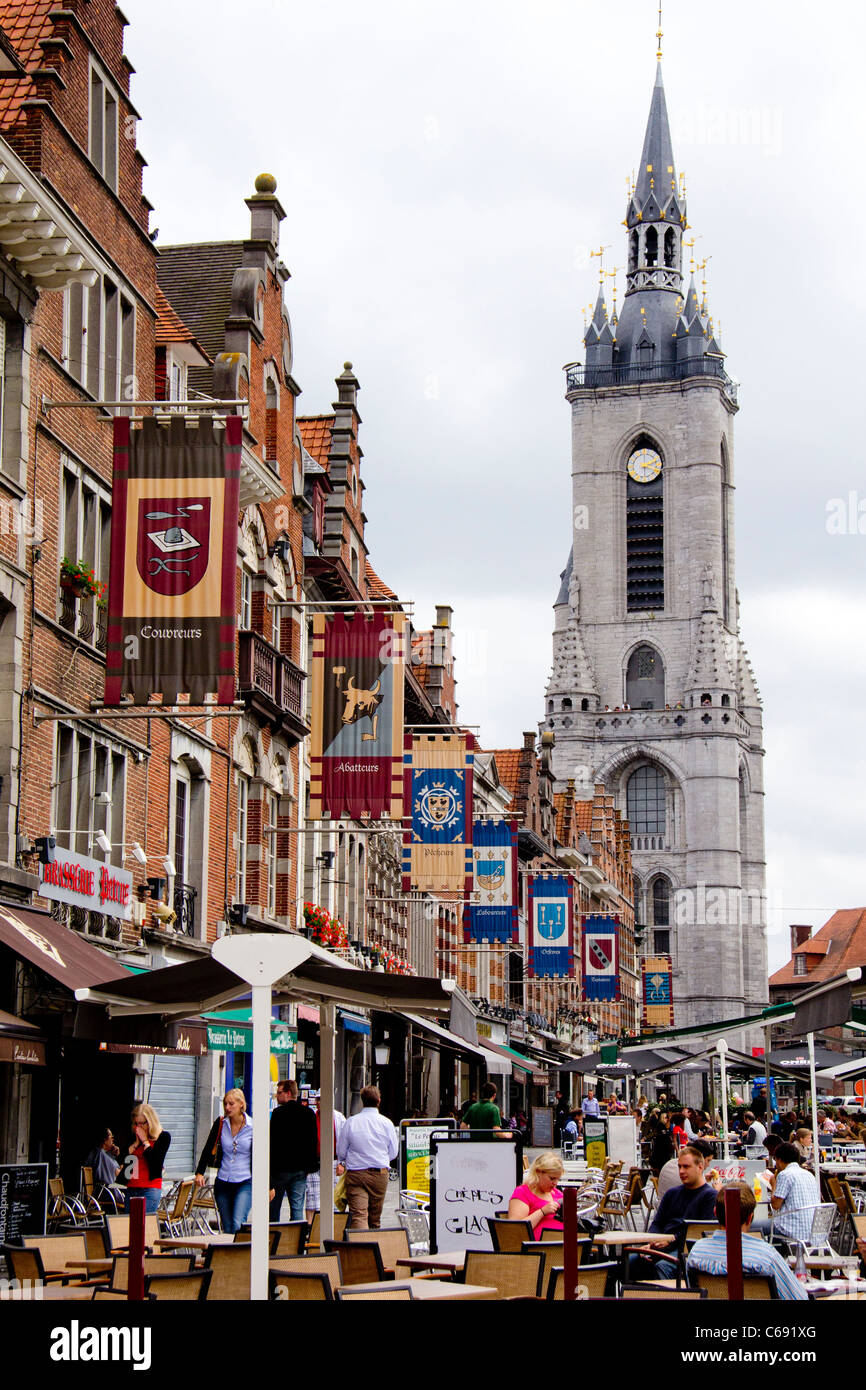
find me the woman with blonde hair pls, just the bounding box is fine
[507,1152,564,1234]
[125,1103,171,1213]
[195,1088,253,1233]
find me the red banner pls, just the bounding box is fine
[309,612,406,820]
[104,415,241,705]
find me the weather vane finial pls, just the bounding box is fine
[656,2,663,60]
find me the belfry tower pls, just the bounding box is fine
[543,55,767,1033]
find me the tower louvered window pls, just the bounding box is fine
[627,470,664,610]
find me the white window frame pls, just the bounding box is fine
[59,458,111,644]
[266,790,278,919]
[53,724,126,863]
[63,277,136,406]
[236,774,249,905]
[89,59,119,191]
[240,569,253,631]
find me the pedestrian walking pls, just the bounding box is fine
[267,1078,318,1222]
[337,1084,399,1231]
[195,1088,252,1233]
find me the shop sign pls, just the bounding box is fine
[206,1021,296,1055]
[39,845,133,922]
[0,1038,45,1065]
[101,1023,207,1057]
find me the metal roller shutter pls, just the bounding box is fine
[142,1054,198,1178]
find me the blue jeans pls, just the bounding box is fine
[215,1178,252,1233]
[270,1170,307,1222]
[125,1187,161,1214]
[627,1252,679,1282]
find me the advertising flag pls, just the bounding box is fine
[309,611,406,820]
[402,734,474,893]
[465,820,518,944]
[642,955,674,1027]
[104,415,241,705]
[527,875,574,979]
[582,913,620,1001]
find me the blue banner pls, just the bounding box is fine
[528,875,574,979]
[465,820,518,944]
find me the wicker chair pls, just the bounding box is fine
[269,1270,333,1301]
[47,1177,87,1229]
[345,1226,410,1271]
[682,1220,719,1250]
[306,1212,349,1250]
[20,1232,89,1277]
[269,1222,309,1256]
[270,1252,343,1296]
[488,1217,535,1252]
[105,1213,161,1253]
[548,1260,617,1300]
[3,1242,87,1286]
[110,1253,195,1292]
[462,1251,544,1299]
[336,1284,415,1300]
[203,1243,251,1299]
[693,1271,777,1300]
[162,1180,196,1237]
[145,1269,213,1300]
[621,1283,707,1300]
[91,1288,130,1300]
[323,1240,386,1285]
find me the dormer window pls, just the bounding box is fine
[793,953,807,977]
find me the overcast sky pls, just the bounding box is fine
[123,0,866,974]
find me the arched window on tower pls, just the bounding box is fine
[626,435,664,612]
[629,231,639,271]
[645,226,658,268]
[626,645,665,709]
[651,876,670,925]
[627,765,666,836]
[664,227,676,268]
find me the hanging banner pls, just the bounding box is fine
[464,820,518,944]
[582,913,620,1001]
[642,955,674,1027]
[104,415,242,705]
[402,733,474,893]
[309,611,406,820]
[527,875,574,979]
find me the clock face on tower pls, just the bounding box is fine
[627,446,663,483]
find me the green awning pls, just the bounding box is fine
[636,1002,794,1048]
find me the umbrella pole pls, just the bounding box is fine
[808,1033,821,1195]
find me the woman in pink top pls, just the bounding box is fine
[507,1152,564,1234]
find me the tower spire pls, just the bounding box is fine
[656,1,663,60]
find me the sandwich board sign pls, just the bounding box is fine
[429,1131,522,1252]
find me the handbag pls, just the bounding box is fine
[204,1116,223,1183]
[333,1171,348,1212]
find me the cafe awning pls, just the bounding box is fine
[0,903,129,992]
[402,1012,490,1062]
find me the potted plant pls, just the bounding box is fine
[60,557,103,598]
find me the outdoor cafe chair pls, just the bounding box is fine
[189,1181,220,1235]
[682,1220,719,1250]
[306,1211,348,1250]
[488,1216,535,1252]
[2,1242,87,1287]
[547,1261,617,1301]
[91,1288,130,1300]
[233,1229,280,1253]
[270,1252,343,1296]
[202,1243,250,1299]
[20,1232,90,1279]
[462,1251,544,1300]
[396,1205,430,1254]
[692,1271,777,1300]
[323,1239,387,1285]
[269,1221,309,1256]
[336,1284,415,1300]
[269,1270,333,1301]
[345,1226,411,1271]
[145,1269,213,1301]
[47,1176,87,1229]
[106,1213,160,1253]
[769,1203,837,1260]
[521,1240,567,1293]
[621,1283,707,1300]
[109,1253,195,1291]
[162,1180,196,1237]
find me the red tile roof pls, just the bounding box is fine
[0,3,53,129]
[488,750,523,802]
[298,416,333,467]
[364,560,398,602]
[769,909,866,990]
[154,286,209,357]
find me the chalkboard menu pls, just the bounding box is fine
[0,1164,48,1244]
[531,1106,554,1147]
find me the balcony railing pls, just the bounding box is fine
[566,356,738,405]
[237,631,308,742]
[173,881,198,937]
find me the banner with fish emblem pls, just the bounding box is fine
[464,820,518,944]
[309,612,406,820]
[104,415,241,705]
[527,875,574,979]
[642,955,674,1027]
[581,913,620,1001]
[402,733,474,893]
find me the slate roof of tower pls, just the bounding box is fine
[555,548,573,606]
[633,62,678,211]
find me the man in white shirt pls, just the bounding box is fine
[582,1089,600,1118]
[336,1084,399,1230]
[742,1111,768,1156]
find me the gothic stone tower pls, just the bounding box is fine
[544,60,767,1034]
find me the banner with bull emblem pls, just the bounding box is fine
[104,415,241,705]
[527,875,574,979]
[464,820,518,944]
[581,913,620,1001]
[642,955,674,1027]
[309,611,406,820]
[402,733,474,893]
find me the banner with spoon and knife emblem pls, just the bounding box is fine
[104,415,241,705]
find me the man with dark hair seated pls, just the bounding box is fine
[687,1183,808,1300]
[628,1144,718,1281]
